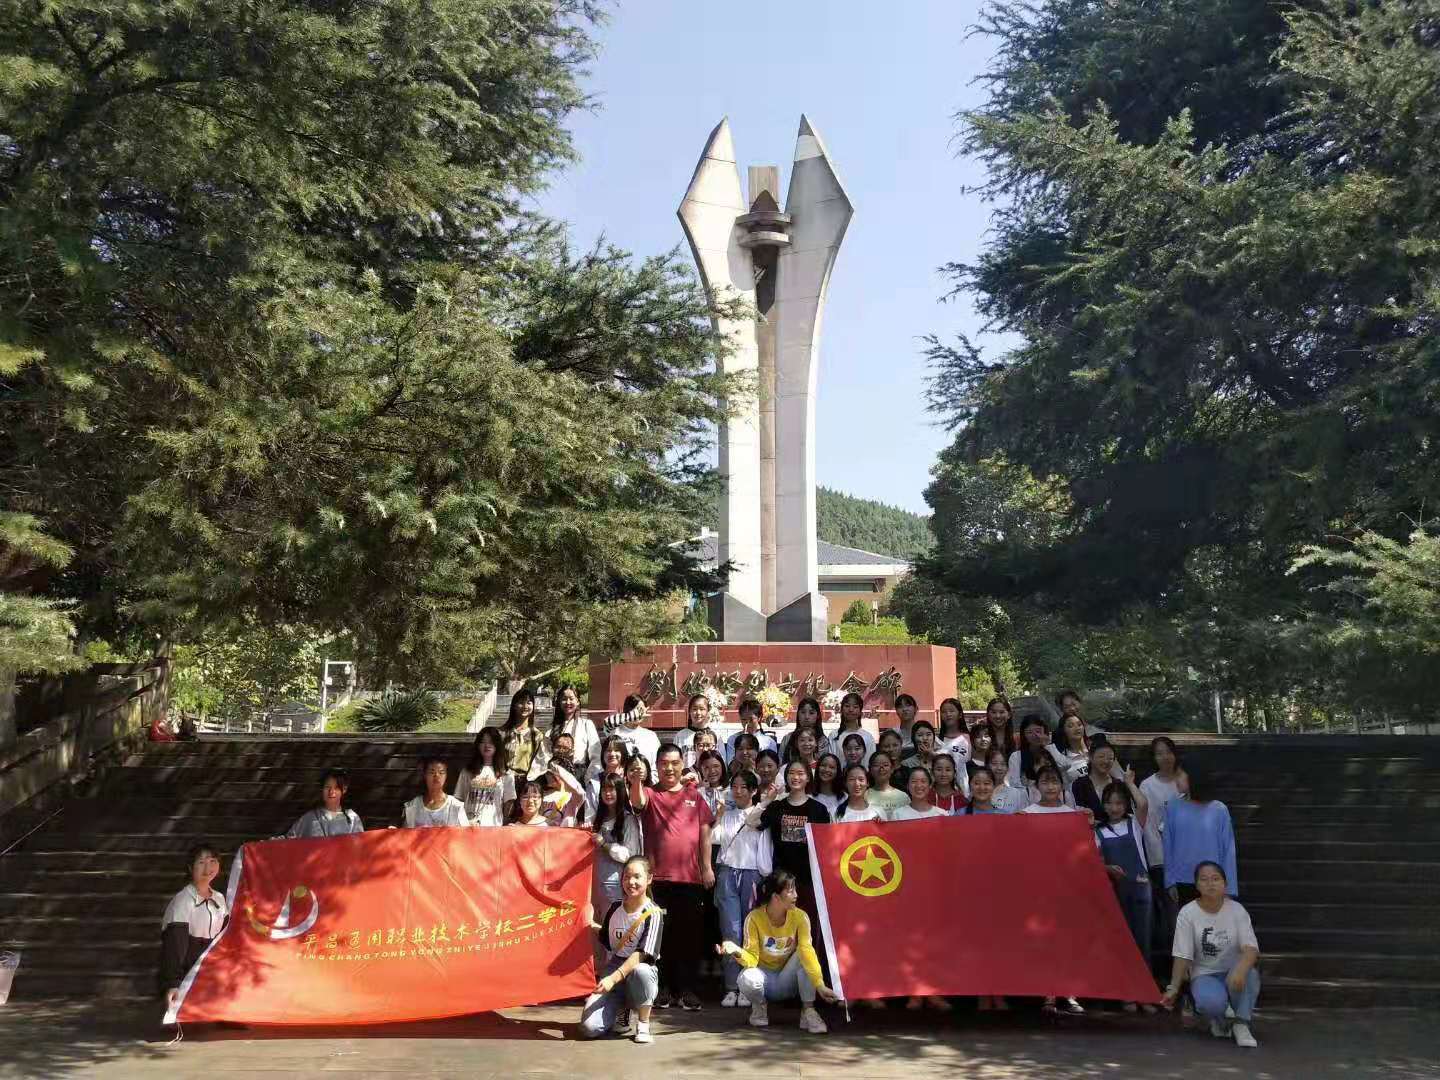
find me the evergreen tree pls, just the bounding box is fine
[0,1,735,699]
[914,0,1440,719]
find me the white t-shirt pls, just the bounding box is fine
[1139,773,1181,866]
[402,794,471,828]
[938,733,972,767]
[712,807,773,874]
[1173,899,1259,978]
[554,713,601,770]
[814,791,845,817]
[991,783,1029,814]
[889,803,950,821]
[725,728,780,762]
[455,767,516,828]
[833,801,885,823]
[161,884,228,937]
[611,724,660,772]
[1046,744,1090,785]
[602,898,665,961]
[1019,803,1080,815]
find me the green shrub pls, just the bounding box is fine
[841,600,873,625]
[837,617,921,645]
[353,689,444,732]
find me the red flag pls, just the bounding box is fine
[168,826,595,1025]
[806,815,1160,1002]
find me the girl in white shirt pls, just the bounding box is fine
[509,778,549,826]
[831,692,875,763]
[891,766,951,822]
[401,757,471,828]
[1019,764,1086,1016]
[455,728,515,827]
[1047,714,1092,786]
[780,697,833,760]
[675,693,717,766]
[894,767,951,1014]
[1140,735,1183,966]
[586,735,630,809]
[810,753,846,817]
[281,768,365,838]
[866,750,911,817]
[712,768,773,1006]
[834,764,884,823]
[839,732,870,772]
[590,774,644,907]
[159,842,228,1011]
[986,748,1029,814]
[697,749,730,816]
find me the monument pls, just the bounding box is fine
[678,116,851,643]
[587,118,957,728]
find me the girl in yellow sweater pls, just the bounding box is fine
[716,870,838,1033]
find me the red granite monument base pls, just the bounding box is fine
[587,642,957,730]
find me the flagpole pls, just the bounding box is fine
[804,823,846,1009]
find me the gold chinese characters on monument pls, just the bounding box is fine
[639,664,904,707]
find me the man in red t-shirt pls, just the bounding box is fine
[629,742,714,1010]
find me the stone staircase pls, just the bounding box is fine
[1,732,1437,1006]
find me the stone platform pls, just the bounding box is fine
[587,642,958,728]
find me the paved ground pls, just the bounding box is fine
[0,1001,1434,1079]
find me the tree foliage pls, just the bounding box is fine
[912,0,1440,720]
[816,487,931,559]
[1,1,733,685]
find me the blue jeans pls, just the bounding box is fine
[714,866,762,991]
[579,955,659,1038]
[738,952,816,1005]
[1191,967,1260,1023]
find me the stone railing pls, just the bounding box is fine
[0,660,168,836]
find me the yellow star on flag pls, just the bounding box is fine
[851,845,891,885]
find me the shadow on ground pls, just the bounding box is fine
[0,999,1434,1079]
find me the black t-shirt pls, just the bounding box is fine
[760,797,831,880]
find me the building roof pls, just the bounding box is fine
[688,532,909,573]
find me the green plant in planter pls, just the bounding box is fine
[354,689,443,733]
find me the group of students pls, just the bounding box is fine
[159,688,1261,1048]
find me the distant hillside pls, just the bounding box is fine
[816,487,932,560]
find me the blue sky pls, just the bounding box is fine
[534,1,1005,515]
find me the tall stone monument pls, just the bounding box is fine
[678,116,852,643]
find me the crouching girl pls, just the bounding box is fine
[581,855,663,1044]
[717,869,838,1033]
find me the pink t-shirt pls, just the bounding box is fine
[641,785,715,884]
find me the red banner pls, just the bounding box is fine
[168,826,595,1025]
[806,815,1160,1003]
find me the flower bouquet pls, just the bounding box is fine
[756,685,792,728]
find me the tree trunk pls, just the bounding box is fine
[0,666,16,750]
[989,666,1008,696]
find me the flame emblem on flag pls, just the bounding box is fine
[838,836,902,897]
[246,885,320,940]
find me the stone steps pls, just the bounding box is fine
[2,733,1437,1007]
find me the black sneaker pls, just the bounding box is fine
[654,988,673,1009]
[680,991,703,1011]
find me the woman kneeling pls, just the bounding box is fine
[581,856,662,1044]
[1161,861,1261,1048]
[718,870,838,1033]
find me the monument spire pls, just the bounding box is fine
[677,116,852,642]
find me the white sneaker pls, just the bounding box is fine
[720,991,740,1008]
[1210,1018,1233,1038]
[1232,1021,1257,1048]
[799,1008,828,1034]
[633,1022,653,1045]
[1061,997,1085,1015]
[748,1000,769,1027]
